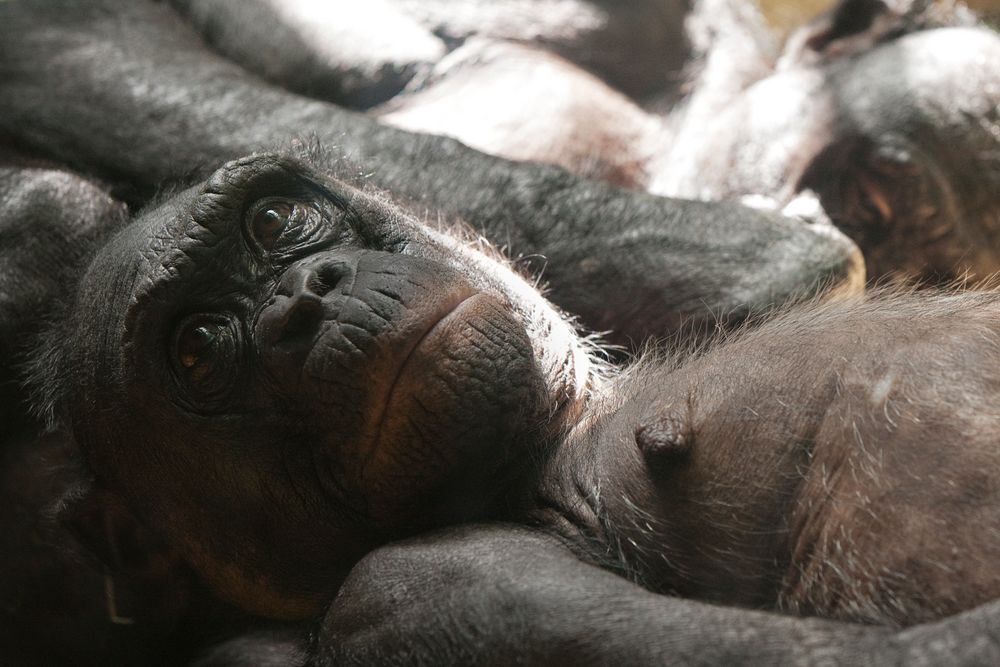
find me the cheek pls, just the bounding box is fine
[137,442,372,619]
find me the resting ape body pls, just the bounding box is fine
[374,1,1000,282]
[36,151,1000,664]
[0,0,862,347]
[180,0,1000,283]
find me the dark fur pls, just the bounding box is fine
[5,1,1000,664]
[31,148,1000,663]
[0,0,861,346]
[0,155,126,429]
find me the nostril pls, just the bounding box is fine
[260,293,325,347]
[309,262,351,297]
[267,257,352,344]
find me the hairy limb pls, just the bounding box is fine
[318,525,1000,666]
[0,0,861,340]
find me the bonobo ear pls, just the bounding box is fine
[56,480,187,623]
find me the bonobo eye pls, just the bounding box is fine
[251,200,295,250]
[246,197,329,255]
[855,174,892,224]
[171,314,240,406]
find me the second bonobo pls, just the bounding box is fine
[36,151,1000,632]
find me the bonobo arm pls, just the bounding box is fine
[0,153,125,429]
[0,0,861,340]
[190,629,309,667]
[170,0,446,108]
[319,525,1000,666]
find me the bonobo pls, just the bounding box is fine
[374,0,1000,283]
[36,151,1000,663]
[0,0,862,345]
[36,151,597,618]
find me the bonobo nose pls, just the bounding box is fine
[258,255,355,345]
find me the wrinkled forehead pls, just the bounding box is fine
[72,183,200,357]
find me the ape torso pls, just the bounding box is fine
[517,293,1000,626]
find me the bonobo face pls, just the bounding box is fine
[799,28,1000,281]
[656,27,1000,281]
[60,153,592,618]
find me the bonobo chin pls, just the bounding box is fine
[35,151,1000,627]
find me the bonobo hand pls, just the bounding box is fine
[318,525,1000,667]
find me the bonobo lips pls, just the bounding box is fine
[368,290,480,448]
[357,286,543,526]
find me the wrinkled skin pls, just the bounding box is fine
[11,0,1000,663]
[0,0,862,346]
[296,292,1000,665]
[44,151,594,619]
[41,151,1000,663]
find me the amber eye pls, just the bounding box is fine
[172,314,239,402]
[246,195,347,258]
[250,199,296,251]
[178,320,221,368]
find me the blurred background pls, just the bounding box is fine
[760,0,999,32]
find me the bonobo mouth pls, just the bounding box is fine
[367,289,480,459]
[340,266,551,527]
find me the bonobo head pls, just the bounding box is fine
[794,26,1000,281]
[35,153,596,619]
[653,19,1000,282]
